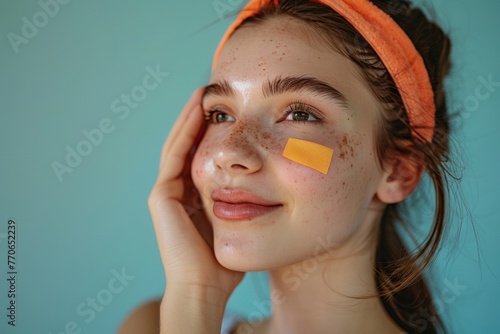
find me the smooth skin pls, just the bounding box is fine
[119,16,422,334]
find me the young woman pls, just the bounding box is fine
[120,0,453,333]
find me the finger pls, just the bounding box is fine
[148,189,213,270]
[159,87,205,168]
[157,101,205,182]
[162,87,204,153]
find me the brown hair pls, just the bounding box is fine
[234,0,453,332]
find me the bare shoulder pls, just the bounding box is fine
[117,299,161,334]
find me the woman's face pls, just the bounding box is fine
[191,17,386,271]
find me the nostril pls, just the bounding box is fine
[213,139,263,175]
[230,164,248,170]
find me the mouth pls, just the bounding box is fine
[210,188,282,221]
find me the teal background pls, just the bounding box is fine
[1,0,499,333]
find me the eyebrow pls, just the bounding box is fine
[202,75,349,108]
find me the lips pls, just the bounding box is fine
[211,188,282,220]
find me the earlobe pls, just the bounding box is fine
[376,154,425,204]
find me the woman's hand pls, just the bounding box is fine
[148,88,245,332]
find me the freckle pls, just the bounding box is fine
[279,57,283,61]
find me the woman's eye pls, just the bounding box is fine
[282,102,322,124]
[206,110,235,124]
[286,111,318,122]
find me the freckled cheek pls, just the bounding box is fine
[274,157,339,223]
[328,133,379,210]
[275,153,332,193]
[258,132,287,156]
[275,138,365,200]
[332,132,373,176]
[278,159,366,225]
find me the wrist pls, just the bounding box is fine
[165,283,230,308]
[159,284,230,334]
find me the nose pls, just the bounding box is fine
[213,123,263,176]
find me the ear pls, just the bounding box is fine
[376,151,425,204]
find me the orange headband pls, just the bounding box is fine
[211,0,436,142]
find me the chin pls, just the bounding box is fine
[213,243,277,272]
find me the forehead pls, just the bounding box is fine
[211,16,364,91]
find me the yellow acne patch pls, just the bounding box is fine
[282,138,334,174]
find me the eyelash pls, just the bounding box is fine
[282,101,323,124]
[204,108,221,122]
[204,101,323,125]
